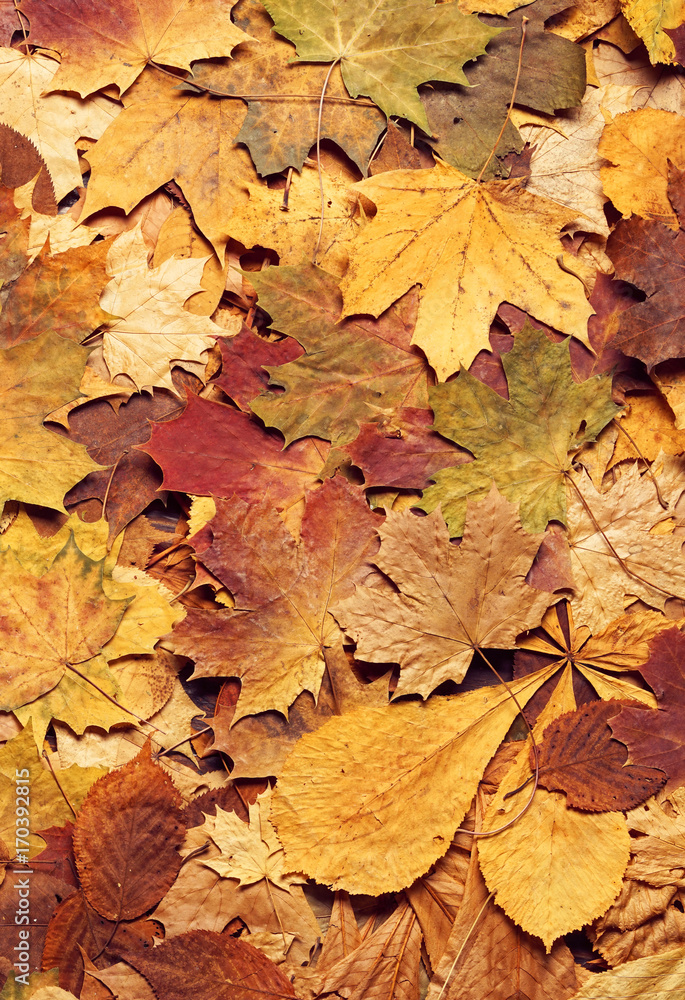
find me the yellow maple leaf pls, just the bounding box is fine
[620,0,685,64]
[340,160,595,380]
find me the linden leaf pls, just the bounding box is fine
[120,930,296,1000]
[334,486,551,699]
[0,535,129,712]
[18,0,251,98]
[260,0,501,132]
[340,161,596,379]
[0,332,104,512]
[0,48,119,201]
[247,261,430,449]
[533,700,666,810]
[271,664,557,895]
[419,324,619,535]
[73,745,185,920]
[172,476,380,719]
[478,679,631,950]
[619,0,685,64]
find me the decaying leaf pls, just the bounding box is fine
[335,486,551,698]
[420,324,619,534]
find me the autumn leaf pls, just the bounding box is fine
[571,944,685,999]
[190,0,386,176]
[619,0,685,64]
[73,745,185,920]
[600,108,685,228]
[271,664,557,895]
[419,323,619,535]
[340,161,596,379]
[611,628,685,792]
[532,700,667,810]
[214,325,303,411]
[478,677,631,950]
[247,262,430,449]
[0,536,128,712]
[140,392,329,511]
[82,68,254,261]
[0,48,119,201]
[0,239,110,349]
[422,0,587,179]
[120,930,296,1000]
[100,228,235,392]
[171,476,380,719]
[565,462,685,630]
[335,486,550,699]
[261,0,501,132]
[18,0,251,98]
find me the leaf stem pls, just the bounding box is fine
[476,17,529,183]
[312,58,341,265]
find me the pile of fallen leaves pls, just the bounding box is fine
[3,0,685,997]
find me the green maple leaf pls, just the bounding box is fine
[420,324,621,534]
[249,261,430,449]
[260,0,503,132]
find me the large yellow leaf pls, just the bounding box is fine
[0,49,119,201]
[340,160,594,380]
[571,945,685,999]
[271,664,557,896]
[478,675,631,950]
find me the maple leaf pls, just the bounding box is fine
[209,646,389,779]
[340,161,596,379]
[260,0,501,132]
[600,108,685,228]
[478,678,631,950]
[419,324,619,535]
[346,407,469,491]
[214,326,303,411]
[611,628,685,792]
[228,162,358,274]
[624,787,685,888]
[82,69,254,261]
[606,172,685,368]
[120,929,296,1000]
[422,0,587,179]
[335,487,551,699]
[171,476,380,719]
[0,48,119,201]
[153,808,319,963]
[18,0,251,98]
[565,462,685,630]
[73,745,185,920]
[100,228,232,393]
[0,536,128,712]
[0,239,110,349]
[271,665,557,895]
[0,332,103,512]
[189,0,386,176]
[0,722,104,858]
[248,262,430,449]
[0,183,30,290]
[140,392,329,511]
[532,700,666,810]
[516,84,636,236]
